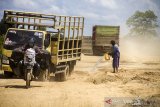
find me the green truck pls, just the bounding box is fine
[92,25,120,55]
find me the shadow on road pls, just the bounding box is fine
[0,74,23,79]
[0,85,42,89]
[0,74,4,78]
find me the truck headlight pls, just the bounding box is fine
[2,55,9,64]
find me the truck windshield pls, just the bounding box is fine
[3,29,43,50]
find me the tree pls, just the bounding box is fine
[0,18,14,36]
[0,36,4,54]
[126,10,158,37]
[0,19,5,54]
[0,19,7,35]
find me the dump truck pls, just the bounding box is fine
[92,25,119,55]
[0,10,84,81]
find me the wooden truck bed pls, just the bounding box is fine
[3,10,84,65]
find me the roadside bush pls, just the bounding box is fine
[0,35,4,54]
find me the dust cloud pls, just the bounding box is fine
[120,36,160,62]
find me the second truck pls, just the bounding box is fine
[92,25,120,56]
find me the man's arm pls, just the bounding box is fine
[34,46,43,54]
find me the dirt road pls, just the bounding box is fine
[0,55,160,107]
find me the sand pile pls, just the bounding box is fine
[86,70,122,84]
[86,68,160,85]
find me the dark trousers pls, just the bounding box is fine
[112,57,119,68]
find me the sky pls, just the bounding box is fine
[0,0,160,37]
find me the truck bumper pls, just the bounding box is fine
[2,64,12,72]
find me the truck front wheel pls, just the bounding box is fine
[69,64,74,75]
[26,71,31,89]
[55,66,69,82]
[39,69,50,81]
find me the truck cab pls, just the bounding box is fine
[2,28,50,77]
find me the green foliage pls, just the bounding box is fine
[126,10,158,37]
[0,36,4,54]
[0,15,16,35]
[0,19,9,35]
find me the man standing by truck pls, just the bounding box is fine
[109,40,120,73]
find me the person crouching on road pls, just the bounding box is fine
[109,40,120,73]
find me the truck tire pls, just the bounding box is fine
[4,71,13,78]
[55,66,69,82]
[69,64,74,75]
[26,71,31,89]
[39,69,50,81]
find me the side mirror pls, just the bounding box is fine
[44,39,50,48]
